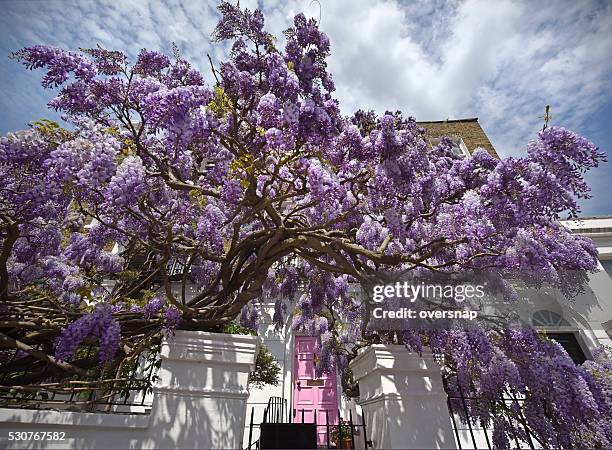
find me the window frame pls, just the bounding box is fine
[428,136,471,158]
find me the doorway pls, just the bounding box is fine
[292,336,339,446]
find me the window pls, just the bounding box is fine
[532,310,587,365]
[532,310,570,327]
[429,136,470,158]
[166,257,187,279]
[545,333,587,365]
[600,260,612,279]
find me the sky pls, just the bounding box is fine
[1,0,611,215]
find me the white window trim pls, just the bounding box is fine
[429,136,471,158]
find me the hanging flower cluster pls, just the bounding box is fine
[0,2,608,446]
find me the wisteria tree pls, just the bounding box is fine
[0,2,610,447]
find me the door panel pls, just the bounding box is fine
[296,358,315,378]
[292,336,339,446]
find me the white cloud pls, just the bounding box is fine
[1,0,610,164]
[256,0,612,158]
[0,0,609,213]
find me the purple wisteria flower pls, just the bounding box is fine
[54,303,120,364]
[2,2,609,446]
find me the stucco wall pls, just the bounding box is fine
[0,331,260,450]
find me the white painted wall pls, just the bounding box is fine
[242,301,295,448]
[558,217,612,350]
[350,345,457,449]
[0,331,260,450]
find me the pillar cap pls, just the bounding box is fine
[350,344,440,381]
[161,330,261,365]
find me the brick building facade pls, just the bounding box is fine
[418,117,499,158]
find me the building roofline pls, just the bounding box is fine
[417,118,479,124]
[561,216,612,236]
[570,215,612,220]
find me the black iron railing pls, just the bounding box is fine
[265,396,286,423]
[246,397,372,449]
[246,406,260,450]
[0,344,160,413]
[443,375,545,449]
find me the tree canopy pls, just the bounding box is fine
[0,2,610,447]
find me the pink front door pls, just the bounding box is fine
[292,336,339,445]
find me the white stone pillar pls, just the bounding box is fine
[350,344,457,449]
[143,330,261,449]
